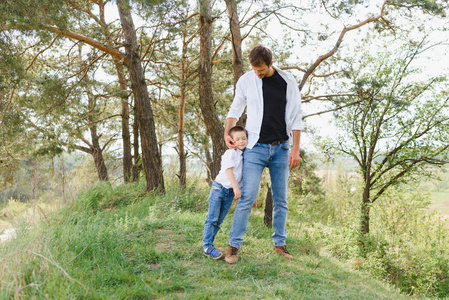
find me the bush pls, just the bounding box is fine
[162,178,209,213]
[319,181,449,297]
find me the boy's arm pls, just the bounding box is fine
[225,168,241,200]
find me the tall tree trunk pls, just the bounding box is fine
[117,0,164,192]
[86,87,109,181]
[225,0,244,87]
[361,185,371,235]
[132,113,141,182]
[198,0,225,179]
[114,59,132,183]
[90,124,109,181]
[60,154,65,203]
[178,87,187,187]
[78,44,109,182]
[204,143,213,185]
[178,32,188,188]
[225,0,246,127]
[98,4,132,184]
[264,184,273,228]
[358,181,371,254]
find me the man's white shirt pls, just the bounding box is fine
[226,65,303,149]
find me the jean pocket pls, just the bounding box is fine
[211,183,222,191]
[281,142,290,150]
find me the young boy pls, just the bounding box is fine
[202,125,248,259]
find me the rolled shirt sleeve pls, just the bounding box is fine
[282,69,303,132]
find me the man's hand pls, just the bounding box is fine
[225,134,237,150]
[224,118,238,149]
[289,147,300,170]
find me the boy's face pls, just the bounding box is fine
[231,131,248,150]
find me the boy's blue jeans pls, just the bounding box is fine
[203,181,235,249]
[229,141,290,249]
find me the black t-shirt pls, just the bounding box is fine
[257,70,289,144]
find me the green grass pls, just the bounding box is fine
[1,182,409,299]
[430,191,449,216]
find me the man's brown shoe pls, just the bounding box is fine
[225,245,239,264]
[274,245,293,259]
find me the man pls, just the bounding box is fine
[224,45,303,264]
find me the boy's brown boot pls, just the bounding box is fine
[274,245,293,259]
[225,245,239,264]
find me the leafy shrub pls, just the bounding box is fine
[319,180,449,297]
[70,181,147,214]
[162,178,209,213]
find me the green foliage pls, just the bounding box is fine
[0,37,24,89]
[395,0,447,17]
[290,150,324,197]
[0,0,70,31]
[319,173,449,297]
[332,37,449,251]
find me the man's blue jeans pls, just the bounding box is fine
[229,141,290,248]
[203,181,235,249]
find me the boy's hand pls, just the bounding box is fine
[234,188,241,200]
[225,134,237,150]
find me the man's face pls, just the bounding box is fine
[231,131,248,150]
[251,61,273,78]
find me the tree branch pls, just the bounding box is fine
[26,34,60,72]
[47,26,126,63]
[303,99,362,119]
[298,1,393,91]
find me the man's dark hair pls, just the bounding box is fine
[249,45,272,67]
[229,125,247,138]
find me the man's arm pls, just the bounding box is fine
[225,168,241,199]
[289,130,301,170]
[224,118,238,149]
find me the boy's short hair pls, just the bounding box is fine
[249,45,272,67]
[229,125,247,138]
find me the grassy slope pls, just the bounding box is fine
[430,191,449,216]
[1,183,408,299]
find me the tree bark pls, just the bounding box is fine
[358,179,371,254]
[224,0,244,87]
[178,32,188,188]
[117,0,164,192]
[132,114,141,182]
[98,2,132,183]
[204,143,213,185]
[198,0,225,179]
[360,184,370,235]
[114,59,132,183]
[225,0,247,127]
[178,88,187,187]
[90,124,109,181]
[76,41,109,182]
[86,85,109,181]
[264,184,273,228]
